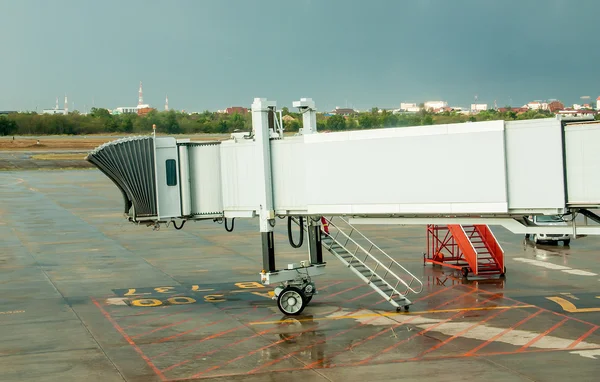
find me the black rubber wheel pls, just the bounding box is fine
[461,267,469,278]
[500,266,506,278]
[564,239,571,246]
[404,305,410,311]
[277,286,307,315]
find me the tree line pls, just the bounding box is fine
[0,106,591,136]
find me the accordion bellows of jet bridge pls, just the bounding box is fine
[86,97,600,316]
[86,136,157,218]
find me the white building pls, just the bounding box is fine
[111,104,150,115]
[470,104,488,113]
[42,109,66,115]
[424,101,448,110]
[596,96,600,110]
[398,102,420,113]
[526,101,548,111]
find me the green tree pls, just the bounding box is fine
[287,120,301,132]
[89,107,111,118]
[326,115,346,131]
[164,111,181,134]
[0,116,18,136]
[422,115,434,125]
[358,113,374,129]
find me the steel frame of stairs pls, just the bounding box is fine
[425,224,506,278]
[320,217,423,310]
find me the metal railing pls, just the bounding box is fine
[322,217,423,298]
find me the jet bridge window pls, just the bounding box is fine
[165,159,177,186]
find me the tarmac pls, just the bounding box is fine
[1,169,600,381]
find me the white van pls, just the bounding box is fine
[524,215,571,245]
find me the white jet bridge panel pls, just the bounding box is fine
[155,137,182,219]
[219,140,259,217]
[185,143,224,216]
[302,121,509,215]
[271,137,307,214]
[565,122,600,206]
[504,119,565,212]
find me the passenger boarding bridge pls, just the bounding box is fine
[86,97,600,315]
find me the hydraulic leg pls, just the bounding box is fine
[308,218,324,265]
[261,232,276,272]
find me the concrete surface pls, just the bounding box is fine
[1,170,600,381]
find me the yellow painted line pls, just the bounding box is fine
[249,305,536,325]
[547,296,600,313]
[0,310,25,315]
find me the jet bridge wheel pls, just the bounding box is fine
[277,286,308,315]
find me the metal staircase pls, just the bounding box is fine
[425,224,505,277]
[461,225,505,276]
[313,217,423,310]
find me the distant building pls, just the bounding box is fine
[525,101,549,111]
[424,101,447,111]
[225,107,248,115]
[0,111,17,115]
[111,104,154,116]
[398,103,421,113]
[498,107,528,114]
[548,101,564,113]
[332,107,356,116]
[137,106,154,116]
[42,109,66,115]
[597,96,600,110]
[470,104,488,113]
[558,109,597,117]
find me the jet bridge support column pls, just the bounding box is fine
[252,98,277,273]
[258,98,326,316]
[294,98,324,265]
[293,97,317,135]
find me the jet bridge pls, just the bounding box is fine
[86,97,600,315]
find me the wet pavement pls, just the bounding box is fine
[1,170,600,381]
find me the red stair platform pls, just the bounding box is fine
[425,224,505,278]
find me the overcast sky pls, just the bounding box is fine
[1,0,599,112]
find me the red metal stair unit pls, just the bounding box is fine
[425,224,505,277]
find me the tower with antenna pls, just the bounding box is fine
[138,81,144,106]
[55,97,59,110]
[165,95,169,111]
[64,95,68,114]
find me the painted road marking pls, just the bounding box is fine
[570,349,600,359]
[514,257,598,276]
[560,293,580,300]
[563,270,598,276]
[347,309,600,356]
[249,305,536,325]
[106,298,128,306]
[0,310,25,315]
[546,296,600,313]
[251,304,599,360]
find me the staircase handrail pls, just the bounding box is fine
[324,217,423,294]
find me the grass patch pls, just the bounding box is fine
[31,153,87,160]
